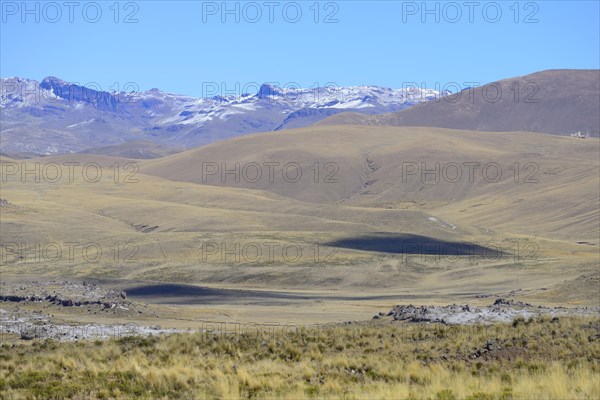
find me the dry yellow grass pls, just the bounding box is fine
[141,125,600,241]
[1,126,598,325]
[1,316,598,399]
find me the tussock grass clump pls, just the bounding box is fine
[0,316,599,399]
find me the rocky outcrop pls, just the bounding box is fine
[40,76,118,112]
[0,280,127,309]
[377,299,599,325]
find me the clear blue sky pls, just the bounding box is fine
[1,1,599,97]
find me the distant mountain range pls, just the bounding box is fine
[0,76,442,155]
[320,70,600,137]
[3,70,597,157]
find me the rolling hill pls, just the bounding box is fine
[2,124,597,308]
[76,140,183,159]
[320,69,600,136]
[140,124,599,241]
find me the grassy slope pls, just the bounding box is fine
[1,125,598,321]
[318,69,600,137]
[1,316,598,399]
[141,125,599,239]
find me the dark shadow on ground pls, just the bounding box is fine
[326,233,508,257]
[124,283,482,305]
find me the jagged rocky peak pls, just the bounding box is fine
[40,76,68,88]
[257,83,286,99]
[40,76,118,112]
[0,75,446,154]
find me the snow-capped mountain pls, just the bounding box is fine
[1,76,444,155]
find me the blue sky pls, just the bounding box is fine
[1,1,599,97]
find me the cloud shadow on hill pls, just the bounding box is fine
[326,233,508,257]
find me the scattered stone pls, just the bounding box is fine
[0,281,129,310]
[384,301,598,325]
[0,198,19,209]
[20,330,35,340]
[588,334,600,342]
